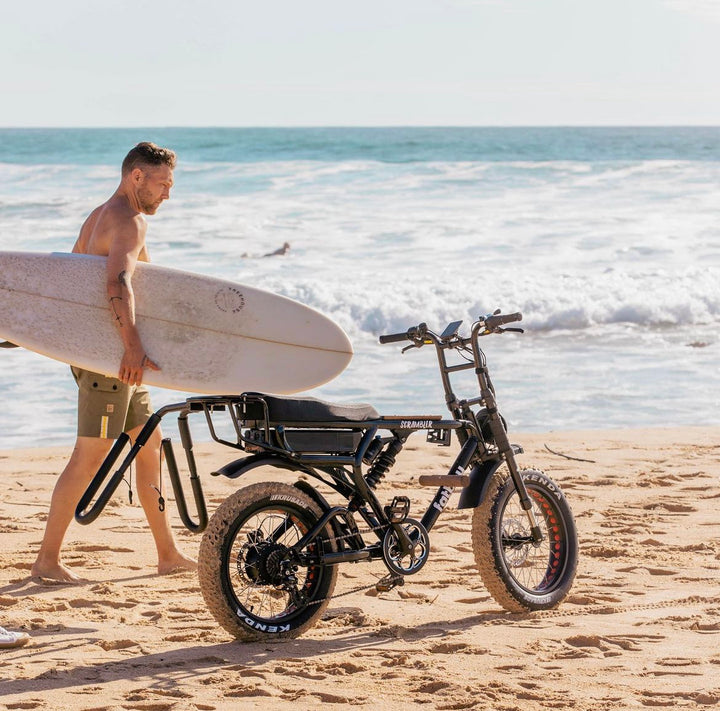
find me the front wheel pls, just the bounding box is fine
[472,468,578,612]
[198,481,338,641]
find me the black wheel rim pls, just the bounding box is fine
[222,502,326,625]
[499,484,569,594]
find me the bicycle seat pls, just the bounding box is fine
[241,393,379,423]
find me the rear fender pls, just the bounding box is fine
[211,454,347,549]
[211,453,309,479]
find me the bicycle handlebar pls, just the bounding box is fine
[378,323,426,345]
[379,312,523,346]
[378,331,412,344]
[484,312,522,330]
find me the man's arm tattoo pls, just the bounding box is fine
[109,296,124,325]
[110,271,130,326]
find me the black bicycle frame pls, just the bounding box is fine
[75,317,542,548]
[75,394,472,542]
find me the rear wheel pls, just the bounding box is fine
[198,481,337,640]
[472,468,577,611]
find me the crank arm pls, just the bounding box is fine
[389,522,415,555]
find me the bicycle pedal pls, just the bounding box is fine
[375,573,405,593]
[384,496,410,524]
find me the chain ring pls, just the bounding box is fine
[382,518,430,576]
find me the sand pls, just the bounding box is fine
[0,426,718,710]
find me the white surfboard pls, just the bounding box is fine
[0,251,352,395]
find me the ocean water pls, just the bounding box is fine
[0,127,718,449]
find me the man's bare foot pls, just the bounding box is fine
[30,559,85,584]
[158,552,197,576]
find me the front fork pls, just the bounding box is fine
[480,376,544,545]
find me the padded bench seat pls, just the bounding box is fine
[240,393,379,423]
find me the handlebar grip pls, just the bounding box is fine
[485,312,523,329]
[379,331,410,344]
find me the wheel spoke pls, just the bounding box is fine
[224,507,321,622]
[499,488,564,592]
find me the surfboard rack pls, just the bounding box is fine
[75,405,210,532]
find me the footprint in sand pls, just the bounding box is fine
[96,638,140,651]
[615,566,677,576]
[226,685,273,699]
[455,596,490,604]
[306,692,357,704]
[642,501,697,513]
[30,601,70,612]
[320,607,372,628]
[3,701,46,709]
[314,661,366,676]
[583,545,628,558]
[564,633,664,655]
[690,621,720,632]
[640,691,720,707]
[69,597,136,610]
[289,669,328,681]
[428,641,480,654]
[71,544,133,553]
[647,657,706,676]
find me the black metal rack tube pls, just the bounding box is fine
[75,411,163,525]
[161,437,208,533]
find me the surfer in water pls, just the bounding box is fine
[31,142,197,583]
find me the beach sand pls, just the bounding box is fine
[0,426,718,710]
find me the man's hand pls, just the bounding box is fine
[119,344,160,386]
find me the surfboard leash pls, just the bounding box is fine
[153,445,166,512]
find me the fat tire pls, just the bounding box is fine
[198,481,337,641]
[472,467,578,612]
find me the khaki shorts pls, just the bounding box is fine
[72,367,153,439]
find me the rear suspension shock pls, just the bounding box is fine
[365,438,404,489]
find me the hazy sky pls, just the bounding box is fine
[2,0,719,127]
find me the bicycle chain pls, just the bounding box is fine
[282,519,408,608]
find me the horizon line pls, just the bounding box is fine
[2,124,720,130]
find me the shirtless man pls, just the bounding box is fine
[31,142,196,582]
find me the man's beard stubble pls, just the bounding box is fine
[137,187,162,215]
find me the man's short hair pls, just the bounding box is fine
[121,142,177,176]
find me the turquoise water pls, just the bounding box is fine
[2,126,720,163]
[1,127,719,448]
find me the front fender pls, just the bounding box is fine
[211,453,309,479]
[457,458,505,509]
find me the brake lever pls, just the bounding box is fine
[500,327,525,334]
[401,337,433,354]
